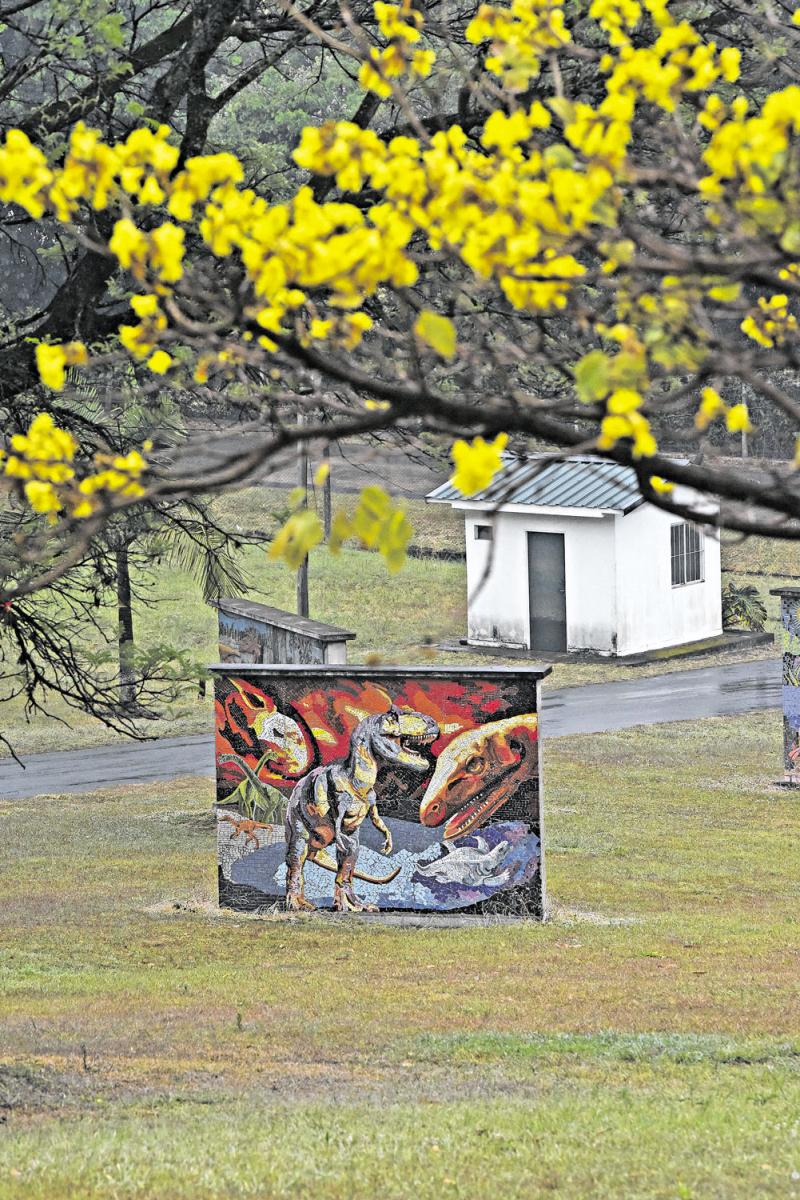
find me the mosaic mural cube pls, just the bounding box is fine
[211,666,549,918]
[772,587,800,783]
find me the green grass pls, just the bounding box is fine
[3,1080,800,1199]
[211,484,467,556]
[2,712,800,1197]
[0,541,465,755]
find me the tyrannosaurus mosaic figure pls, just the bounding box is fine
[418,714,539,840]
[285,705,439,912]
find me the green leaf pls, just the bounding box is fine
[707,282,741,303]
[268,509,323,570]
[781,222,800,254]
[331,486,412,573]
[414,310,457,359]
[574,350,611,403]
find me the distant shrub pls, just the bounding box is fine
[722,582,767,632]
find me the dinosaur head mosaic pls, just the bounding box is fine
[212,668,547,918]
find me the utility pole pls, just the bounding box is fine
[322,441,332,541]
[296,417,309,617]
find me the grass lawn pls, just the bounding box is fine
[2,711,799,1198]
[0,488,788,758]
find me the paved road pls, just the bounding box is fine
[0,657,781,800]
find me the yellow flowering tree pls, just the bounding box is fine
[7,0,800,613]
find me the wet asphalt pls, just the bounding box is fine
[0,656,782,800]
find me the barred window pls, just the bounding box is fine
[671,523,704,586]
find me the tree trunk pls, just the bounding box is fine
[116,543,136,709]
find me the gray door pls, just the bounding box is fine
[528,532,567,652]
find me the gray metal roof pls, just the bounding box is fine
[426,454,643,513]
[214,598,355,641]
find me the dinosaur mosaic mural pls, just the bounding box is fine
[212,667,548,917]
[772,586,800,783]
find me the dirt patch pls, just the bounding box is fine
[0,1062,109,1118]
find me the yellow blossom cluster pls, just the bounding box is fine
[50,124,178,220]
[0,413,148,521]
[740,294,798,350]
[34,341,89,392]
[305,311,373,349]
[0,130,55,219]
[3,0,797,527]
[466,0,570,92]
[450,433,509,495]
[329,484,412,572]
[109,217,185,285]
[217,183,417,318]
[597,392,657,458]
[0,116,420,377]
[611,276,710,371]
[0,0,756,412]
[0,121,245,225]
[572,329,658,457]
[601,22,740,113]
[557,92,634,169]
[295,116,609,313]
[695,387,752,434]
[358,0,435,98]
[700,87,800,254]
[589,0,644,49]
[118,293,173,373]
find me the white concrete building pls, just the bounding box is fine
[427,456,722,657]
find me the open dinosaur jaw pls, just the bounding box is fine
[442,786,512,841]
[397,731,437,769]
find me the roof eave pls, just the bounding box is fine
[439,499,625,518]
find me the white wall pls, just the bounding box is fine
[464,508,618,653]
[461,495,722,656]
[614,502,721,656]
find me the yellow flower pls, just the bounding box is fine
[740,315,774,348]
[695,386,726,430]
[726,403,752,433]
[35,344,68,391]
[149,223,185,283]
[606,388,642,414]
[412,48,436,76]
[450,433,508,495]
[35,342,88,391]
[24,479,62,515]
[597,414,632,448]
[109,218,148,272]
[3,413,81,517]
[147,349,172,374]
[130,293,160,318]
[0,129,53,219]
[139,175,165,205]
[341,311,373,347]
[119,323,155,360]
[481,109,533,152]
